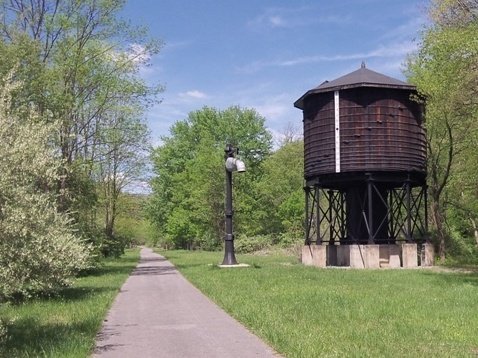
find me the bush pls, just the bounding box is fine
[234,235,272,254]
[194,233,222,251]
[0,318,9,351]
[78,223,130,259]
[440,227,478,265]
[0,73,91,300]
[0,195,91,300]
[101,234,132,258]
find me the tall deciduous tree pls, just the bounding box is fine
[254,140,304,237]
[0,0,161,247]
[148,106,272,249]
[406,0,478,260]
[95,107,150,238]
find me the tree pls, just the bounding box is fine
[0,72,90,300]
[148,106,273,249]
[0,0,162,248]
[95,106,150,239]
[406,0,478,260]
[254,140,304,237]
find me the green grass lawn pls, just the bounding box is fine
[0,248,140,358]
[160,250,478,358]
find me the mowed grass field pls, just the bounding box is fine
[1,249,140,358]
[161,250,478,358]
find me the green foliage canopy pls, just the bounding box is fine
[254,140,304,236]
[406,0,478,260]
[0,73,90,300]
[148,106,273,249]
[0,0,161,254]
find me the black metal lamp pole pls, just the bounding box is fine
[222,144,238,265]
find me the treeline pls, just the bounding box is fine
[2,0,478,302]
[147,106,304,251]
[406,0,478,262]
[149,0,478,263]
[0,0,159,300]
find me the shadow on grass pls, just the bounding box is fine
[1,252,142,357]
[80,255,140,277]
[419,268,478,287]
[58,286,119,301]
[4,315,100,357]
[172,262,218,270]
[4,285,119,307]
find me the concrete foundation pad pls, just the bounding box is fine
[336,245,350,266]
[363,245,380,268]
[402,243,418,268]
[379,245,402,268]
[301,245,326,267]
[218,263,250,268]
[349,245,365,268]
[327,245,338,266]
[421,243,435,266]
[301,243,432,269]
[347,245,380,268]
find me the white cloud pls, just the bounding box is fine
[248,6,351,29]
[281,41,418,67]
[381,16,425,42]
[248,9,292,28]
[253,94,290,122]
[164,40,191,50]
[179,90,208,99]
[237,39,418,74]
[269,15,286,27]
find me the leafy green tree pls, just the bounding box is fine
[114,193,155,246]
[95,107,150,239]
[0,73,90,300]
[148,106,273,249]
[254,140,304,237]
[0,0,161,248]
[406,0,478,260]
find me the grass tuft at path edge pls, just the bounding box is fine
[0,248,140,358]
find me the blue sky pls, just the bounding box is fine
[122,0,428,147]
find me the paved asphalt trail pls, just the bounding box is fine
[92,247,282,358]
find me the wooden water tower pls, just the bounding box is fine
[294,63,433,268]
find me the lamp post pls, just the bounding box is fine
[222,144,246,266]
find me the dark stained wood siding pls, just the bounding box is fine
[303,87,426,179]
[303,92,334,177]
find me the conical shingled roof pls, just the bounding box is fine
[294,63,416,109]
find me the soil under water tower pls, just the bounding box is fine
[294,63,434,268]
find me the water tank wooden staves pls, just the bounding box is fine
[295,64,428,254]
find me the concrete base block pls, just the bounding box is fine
[301,243,430,269]
[363,245,380,268]
[402,243,418,268]
[389,245,402,268]
[349,245,365,268]
[301,245,326,267]
[379,245,402,268]
[327,245,337,266]
[421,243,435,266]
[336,245,350,266]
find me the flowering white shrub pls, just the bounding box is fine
[0,72,91,300]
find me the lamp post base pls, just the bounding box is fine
[221,240,238,265]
